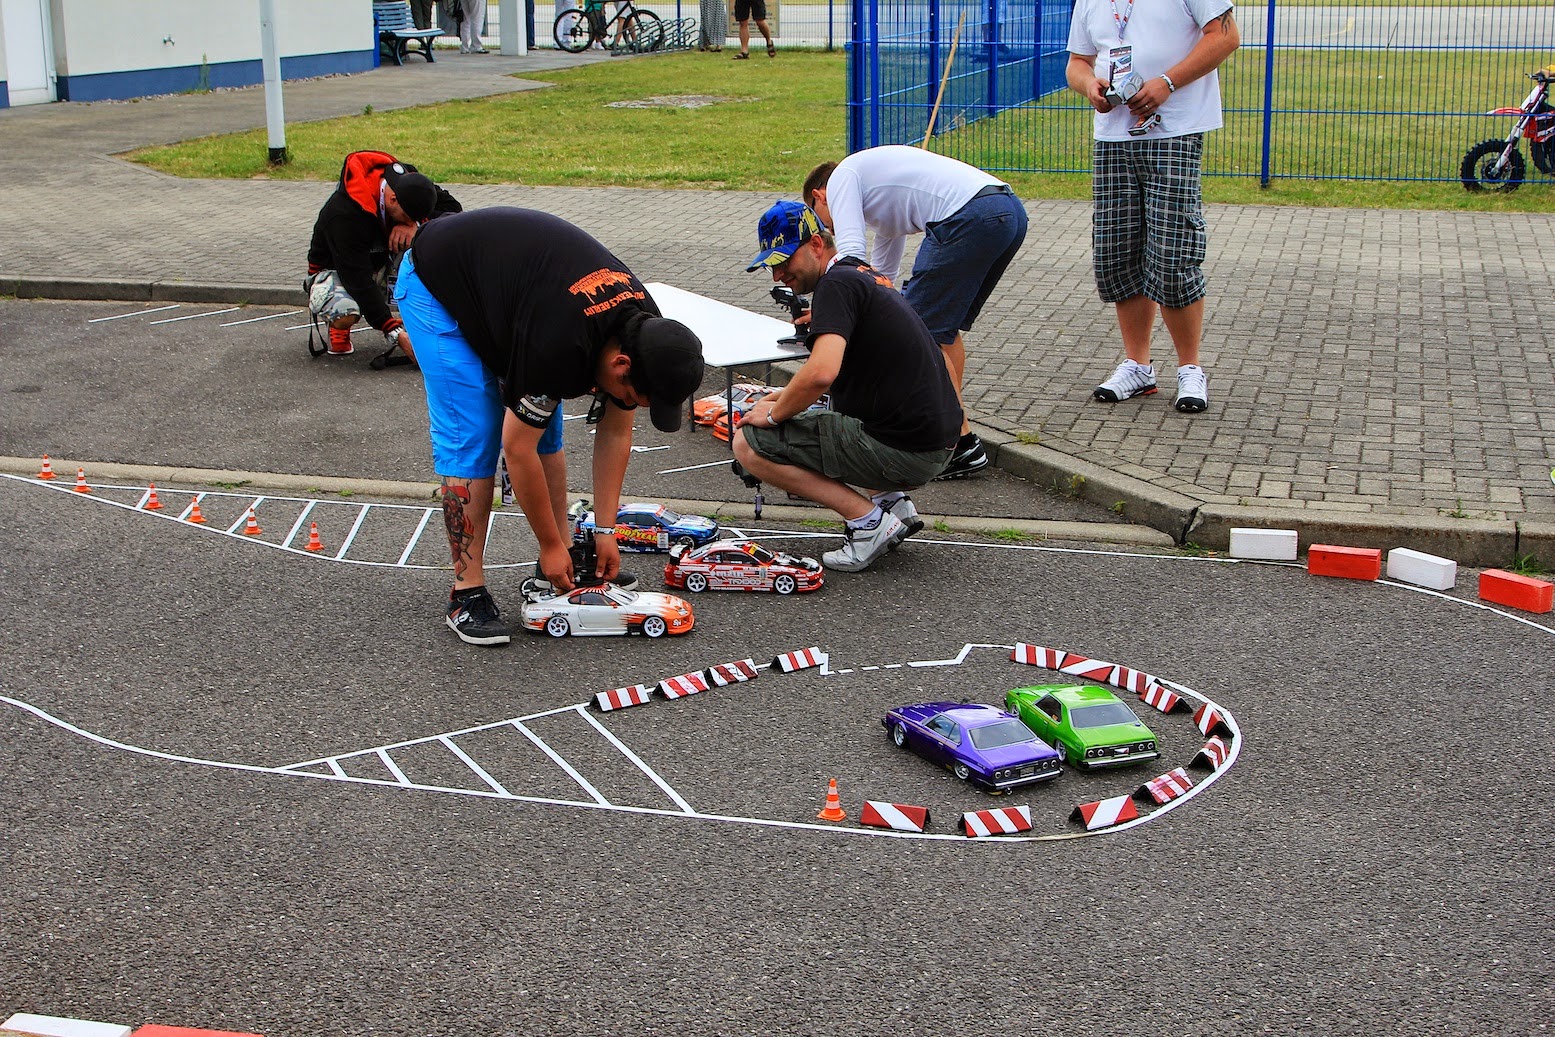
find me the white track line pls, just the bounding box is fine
[220,310,305,327]
[509,719,610,806]
[397,508,435,566]
[224,496,267,534]
[282,500,318,549]
[88,305,180,322]
[574,705,695,814]
[375,748,411,786]
[334,503,373,560]
[438,735,512,797]
[149,307,239,325]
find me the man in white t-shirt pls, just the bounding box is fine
[1067,0,1238,413]
[803,145,1028,480]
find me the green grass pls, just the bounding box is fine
[129,46,1554,210]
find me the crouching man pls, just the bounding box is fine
[738,201,962,573]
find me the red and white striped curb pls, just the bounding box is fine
[1070,794,1140,831]
[1193,702,1229,736]
[859,800,930,833]
[1139,682,1185,714]
[961,804,1033,837]
[659,672,709,700]
[773,646,827,672]
[593,684,654,712]
[1190,735,1231,770]
[706,658,760,686]
[1011,644,1162,696]
[1136,767,1195,805]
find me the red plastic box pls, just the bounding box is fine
[1479,569,1554,614]
[1307,544,1383,581]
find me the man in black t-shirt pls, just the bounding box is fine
[396,208,704,646]
[739,201,962,573]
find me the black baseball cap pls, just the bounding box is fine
[383,163,437,222]
[620,312,704,432]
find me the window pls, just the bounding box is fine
[1038,696,1062,722]
[927,717,960,743]
[1070,702,1142,729]
[970,720,1035,750]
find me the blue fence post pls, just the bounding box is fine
[985,0,999,120]
[1259,0,1276,187]
[828,0,834,51]
[847,0,865,152]
[927,0,941,141]
[869,0,881,147]
[1032,0,1043,98]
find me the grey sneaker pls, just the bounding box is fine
[1175,365,1209,413]
[1093,359,1157,402]
[447,587,511,646]
[823,512,906,572]
[935,433,989,480]
[884,495,924,551]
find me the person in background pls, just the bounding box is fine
[731,0,774,58]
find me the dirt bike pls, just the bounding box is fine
[1460,69,1555,193]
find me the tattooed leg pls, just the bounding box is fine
[441,475,495,590]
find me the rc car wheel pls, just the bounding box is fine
[684,573,708,593]
[891,723,907,747]
[642,615,667,638]
[953,763,971,782]
[773,574,797,595]
[544,616,571,638]
[673,536,696,551]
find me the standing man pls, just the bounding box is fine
[731,0,775,58]
[802,146,1028,479]
[739,201,963,573]
[305,151,460,359]
[395,207,705,646]
[1067,0,1238,413]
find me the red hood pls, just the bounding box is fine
[338,150,397,217]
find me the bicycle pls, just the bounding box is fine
[553,0,663,53]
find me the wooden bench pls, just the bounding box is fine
[374,0,441,65]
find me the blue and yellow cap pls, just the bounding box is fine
[746,201,824,272]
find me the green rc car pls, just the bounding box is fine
[1004,684,1160,769]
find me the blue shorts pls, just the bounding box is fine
[395,251,563,479]
[902,187,1028,344]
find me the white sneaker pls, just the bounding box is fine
[884,496,924,551]
[1093,359,1157,402]
[1175,365,1209,413]
[823,512,906,572]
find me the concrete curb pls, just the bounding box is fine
[0,455,1176,549]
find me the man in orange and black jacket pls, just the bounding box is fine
[305,150,461,359]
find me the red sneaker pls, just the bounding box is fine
[328,326,354,355]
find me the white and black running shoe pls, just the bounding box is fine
[447,586,512,646]
[935,433,989,480]
[1093,359,1158,402]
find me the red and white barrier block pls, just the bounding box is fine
[860,800,930,833]
[961,804,1033,838]
[706,658,760,686]
[659,671,709,700]
[1070,794,1140,831]
[2,1015,132,1037]
[1190,735,1231,771]
[773,646,827,673]
[594,684,654,712]
[1193,702,1229,737]
[1011,643,1154,691]
[1136,767,1195,805]
[1138,681,1186,714]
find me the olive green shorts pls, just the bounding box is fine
[741,410,952,491]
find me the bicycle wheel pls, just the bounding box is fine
[553,8,594,51]
[619,10,663,52]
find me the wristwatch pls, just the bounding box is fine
[593,526,616,537]
[387,327,404,345]
[1159,73,1177,93]
[766,409,780,427]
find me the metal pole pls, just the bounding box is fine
[499,0,527,54]
[259,0,287,164]
[1259,0,1276,187]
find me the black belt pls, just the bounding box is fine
[972,184,1013,199]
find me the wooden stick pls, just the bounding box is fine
[922,11,967,147]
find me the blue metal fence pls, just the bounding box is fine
[846,0,1555,184]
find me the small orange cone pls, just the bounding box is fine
[187,498,208,524]
[304,521,324,552]
[242,508,263,536]
[73,467,91,493]
[143,483,164,511]
[816,777,847,822]
[37,455,57,480]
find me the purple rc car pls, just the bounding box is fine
[882,701,1063,792]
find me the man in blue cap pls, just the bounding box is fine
[740,201,963,573]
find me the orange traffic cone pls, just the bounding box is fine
[37,455,57,480]
[817,777,847,822]
[187,498,208,525]
[242,508,263,536]
[73,467,91,494]
[143,483,164,511]
[304,521,324,552]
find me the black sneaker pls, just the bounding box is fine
[935,433,989,480]
[529,558,640,594]
[446,586,511,646]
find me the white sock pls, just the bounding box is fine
[846,505,884,532]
